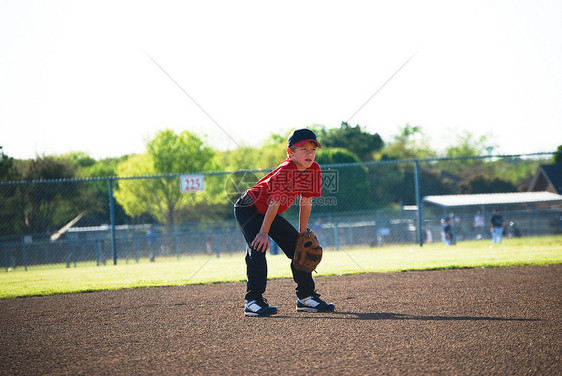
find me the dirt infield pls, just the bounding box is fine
[1,264,560,375]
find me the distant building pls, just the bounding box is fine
[527,164,562,194]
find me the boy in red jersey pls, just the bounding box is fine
[234,129,335,317]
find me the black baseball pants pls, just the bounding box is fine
[234,196,315,301]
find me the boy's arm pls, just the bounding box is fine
[299,196,313,233]
[252,201,281,253]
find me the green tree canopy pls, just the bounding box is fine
[60,151,96,169]
[0,146,17,181]
[380,124,435,160]
[217,137,288,172]
[146,129,216,174]
[73,156,132,225]
[13,156,85,234]
[458,175,518,194]
[554,145,562,164]
[0,147,20,235]
[445,130,495,158]
[114,130,225,227]
[314,147,371,212]
[319,122,383,161]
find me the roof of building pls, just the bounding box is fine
[539,164,562,194]
[423,191,562,208]
[526,164,562,194]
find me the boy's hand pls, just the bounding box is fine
[252,232,270,253]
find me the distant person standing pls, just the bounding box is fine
[490,208,505,244]
[448,212,458,244]
[146,225,159,262]
[443,217,454,246]
[473,210,485,239]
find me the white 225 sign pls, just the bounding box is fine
[180,174,205,192]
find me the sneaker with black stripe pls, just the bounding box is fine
[296,293,335,312]
[244,298,278,317]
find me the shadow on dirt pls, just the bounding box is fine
[274,312,542,321]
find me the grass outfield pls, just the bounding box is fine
[1,235,561,299]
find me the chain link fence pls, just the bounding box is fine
[1,154,561,271]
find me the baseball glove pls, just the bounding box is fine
[292,229,323,273]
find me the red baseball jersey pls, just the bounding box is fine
[247,158,322,214]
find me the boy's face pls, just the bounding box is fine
[288,141,317,170]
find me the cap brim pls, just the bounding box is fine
[292,139,322,148]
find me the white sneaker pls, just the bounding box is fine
[296,293,335,312]
[244,298,278,317]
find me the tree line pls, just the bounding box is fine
[0,123,559,237]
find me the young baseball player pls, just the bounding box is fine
[234,128,335,317]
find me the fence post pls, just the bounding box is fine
[334,222,340,250]
[22,237,29,271]
[108,178,118,265]
[414,160,424,247]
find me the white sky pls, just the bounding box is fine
[1,0,561,160]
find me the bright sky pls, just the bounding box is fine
[1,0,561,160]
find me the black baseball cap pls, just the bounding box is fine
[287,129,322,148]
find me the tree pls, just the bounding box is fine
[554,145,562,164]
[217,147,261,171]
[13,156,85,235]
[76,156,132,226]
[445,130,495,158]
[0,147,20,235]
[146,129,217,174]
[60,151,96,169]
[320,122,384,161]
[368,162,406,208]
[114,130,225,228]
[114,153,162,220]
[0,146,17,181]
[314,148,372,212]
[217,137,288,171]
[458,176,518,194]
[373,126,440,207]
[380,124,435,160]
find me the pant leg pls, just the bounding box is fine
[496,227,503,243]
[267,215,316,299]
[234,204,268,301]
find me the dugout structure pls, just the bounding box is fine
[423,191,562,241]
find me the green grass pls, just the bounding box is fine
[1,235,561,299]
